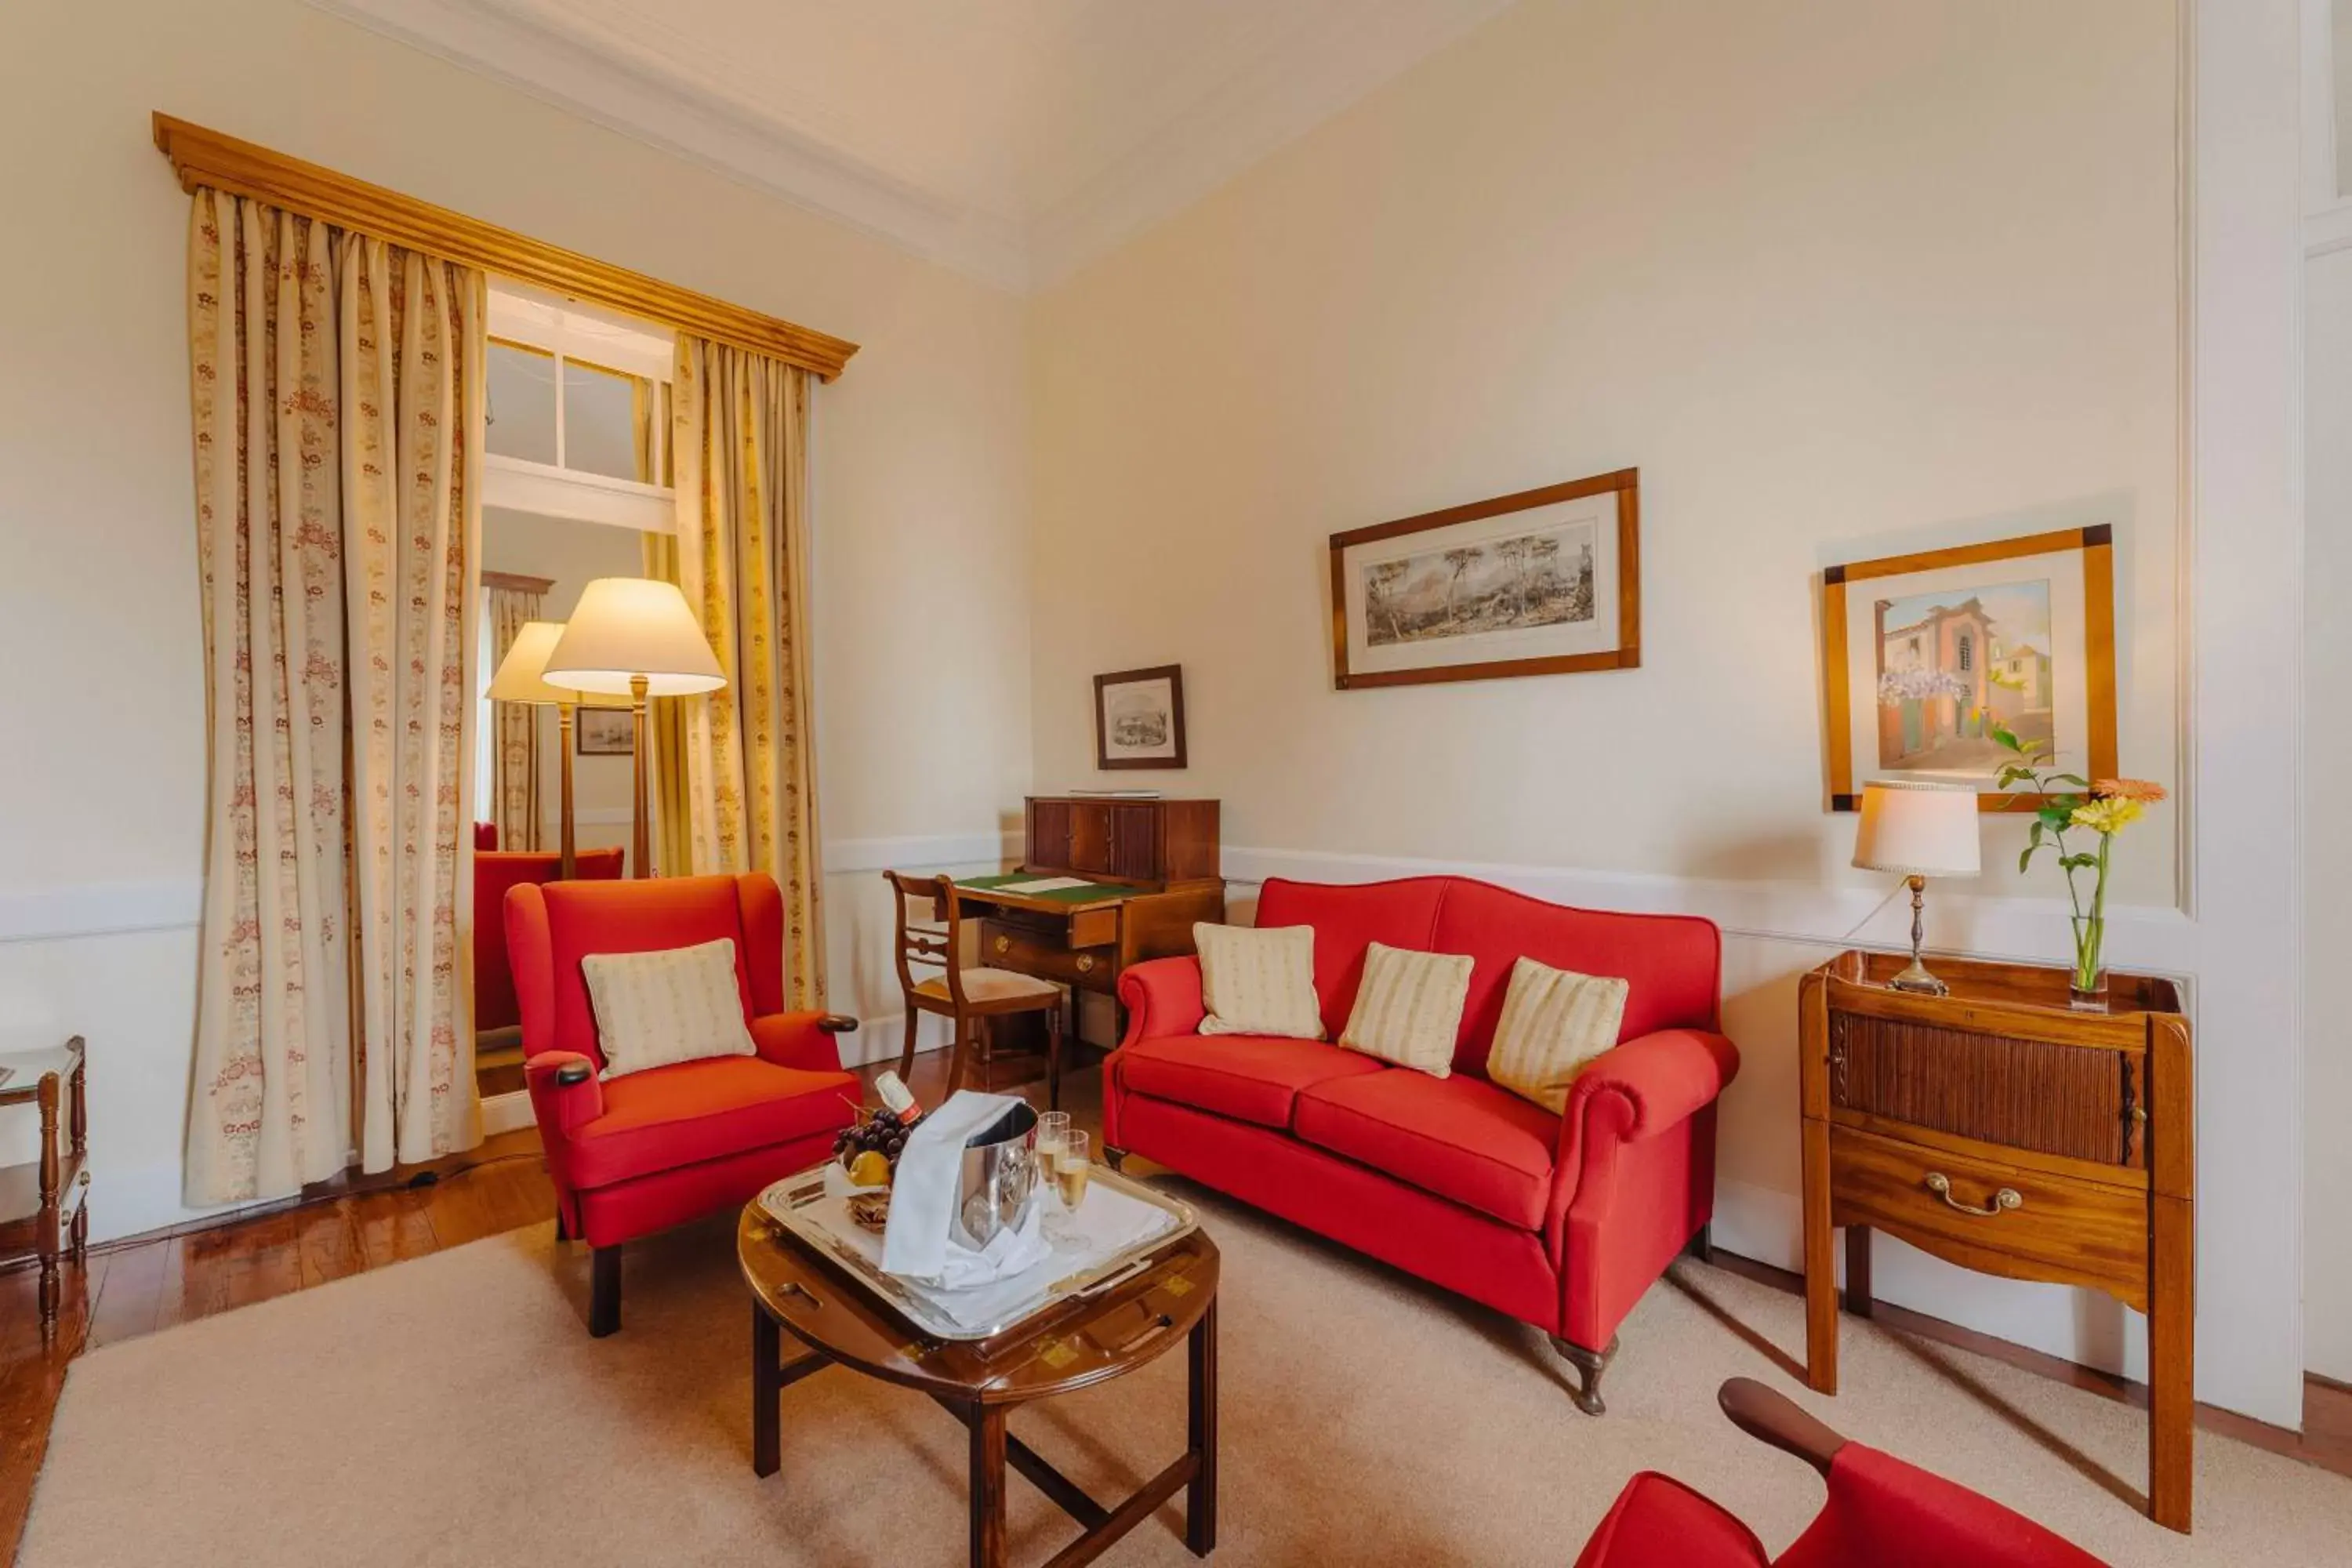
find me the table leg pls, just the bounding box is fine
[1802,1117,1838,1395]
[1188,1299,1218,1556]
[752,1301,782,1479]
[970,1403,1007,1568]
[2149,1192,2194,1532]
[1843,1225,1874,1319]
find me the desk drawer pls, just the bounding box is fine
[982,922,1116,994]
[1829,1127,2149,1307]
[982,905,1119,950]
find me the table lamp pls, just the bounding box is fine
[1850,780,1981,995]
[484,619,630,880]
[543,578,727,879]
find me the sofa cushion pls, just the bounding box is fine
[1432,879,1721,1075]
[1194,923,1326,1039]
[568,1056,859,1189]
[1339,941,1474,1076]
[1117,1033,1384,1129]
[1294,1069,1559,1229]
[1255,877,1448,1040]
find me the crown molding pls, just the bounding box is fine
[305,0,1515,296]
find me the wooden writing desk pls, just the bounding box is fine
[938,796,1225,1038]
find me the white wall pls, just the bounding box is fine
[0,0,1033,1240]
[1029,0,2308,1425]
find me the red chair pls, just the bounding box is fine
[474,821,499,851]
[1573,1378,2111,1568]
[474,848,625,1033]
[506,873,861,1336]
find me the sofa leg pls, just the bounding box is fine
[590,1245,622,1338]
[1104,1146,1127,1174]
[554,1207,571,1243]
[1685,1221,1713,1265]
[1550,1334,1618,1416]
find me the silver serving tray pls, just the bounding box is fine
[756,1160,1200,1341]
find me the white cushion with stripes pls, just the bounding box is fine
[1194,923,1325,1040]
[1484,955,1630,1113]
[1338,941,1475,1077]
[580,937,758,1081]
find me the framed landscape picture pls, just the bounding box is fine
[1094,665,1187,770]
[1820,524,2118,813]
[576,707,634,757]
[1329,469,1640,689]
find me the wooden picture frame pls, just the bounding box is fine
[1820,524,2118,814]
[1094,665,1188,771]
[1329,469,1641,689]
[575,707,635,757]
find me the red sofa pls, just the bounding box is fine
[506,873,860,1335]
[1104,875,1737,1413]
[474,848,624,1033]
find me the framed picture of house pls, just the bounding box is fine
[576,708,635,757]
[1094,665,1187,770]
[1820,525,2118,813]
[1329,469,1640,688]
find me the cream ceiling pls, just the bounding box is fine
[313,0,1517,291]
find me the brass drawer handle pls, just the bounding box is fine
[993,935,1011,956]
[1924,1171,2022,1218]
[1075,954,1096,974]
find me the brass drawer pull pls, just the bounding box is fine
[1924,1171,2022,1218]
[1075,954,1096,973]
[993,935,1011,956]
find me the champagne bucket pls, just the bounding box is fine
[953,1102,1040,1250]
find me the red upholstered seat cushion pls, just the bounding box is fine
[1117,1034,1384,1129]
[567,1057,859,1190]
[1294,1069,1559,1229]
[1572,1472,1770,1568]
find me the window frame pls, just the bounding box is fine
[484,289,675,533]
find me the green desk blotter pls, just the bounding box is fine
[953,873,1130,906]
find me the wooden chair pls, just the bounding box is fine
[884,870,1065,1108]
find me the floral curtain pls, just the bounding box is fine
[183,189,485,1204]
[670,335,826,1006]
[487,583,544,852]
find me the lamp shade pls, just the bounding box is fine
[543,578,727,697]
[485,621,630,708]
[1851,781,1982,879]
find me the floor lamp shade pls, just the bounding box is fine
[542,579,726,697]
[486,620,627,709]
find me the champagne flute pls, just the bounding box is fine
[1046,1131,1090,1247]
[1036,1111,1071,1164]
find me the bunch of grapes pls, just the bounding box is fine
[833,1105,918,1169]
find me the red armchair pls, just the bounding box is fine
[1574,1378,2109,1567]
[506,873,860,1335]
[474,848,625,1033]
[1104,876,1737,1414]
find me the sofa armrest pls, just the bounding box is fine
[750,1011,858,1074]
[1566,1028,1740,1149]
[1116,956,1207,1047]
[524,1051,604,1142]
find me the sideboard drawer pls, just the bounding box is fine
[982,922,1116,994]
[1828,1126,2150,1308]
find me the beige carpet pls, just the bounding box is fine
[22,1181,2352,1566]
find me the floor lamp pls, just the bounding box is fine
[484,619,630,879]
[544,578,728,879]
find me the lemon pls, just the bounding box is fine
[848,1150,892,1188]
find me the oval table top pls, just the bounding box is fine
[735,1200,1219,1407]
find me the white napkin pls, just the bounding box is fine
[934,1204,1051,1289]
[880,1089,1027,1283]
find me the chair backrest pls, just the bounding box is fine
[883,870,971,1011]
[472,848,625,1033]
[474,821,499,851]
[1776,1445,2110,1568]
[506,873,785,1071]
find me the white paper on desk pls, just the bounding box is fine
[994,877,1094,894]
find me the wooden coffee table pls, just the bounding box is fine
[736,1201,1220,1566]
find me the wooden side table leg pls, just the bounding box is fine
[1187,1298,1218,1557]
[1802,1118,1838,1394]
[752,1301,782,1479]
[1843,1225,1874,1319]
[2149,1193,2194,1532]
[36,1073,60,1344]
[970,1402,1007,1568]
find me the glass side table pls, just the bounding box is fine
[0,1036,88,1342]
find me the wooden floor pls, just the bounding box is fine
[2,1047,2347,1564]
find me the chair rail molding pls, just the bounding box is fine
[0,881,204,946]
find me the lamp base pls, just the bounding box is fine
[1886,958,1950,996]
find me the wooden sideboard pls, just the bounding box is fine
[1798,950,2195,1533]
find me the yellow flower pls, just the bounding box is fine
[2071,797,2143,835]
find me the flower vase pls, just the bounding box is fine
[2069,914,2108,1011]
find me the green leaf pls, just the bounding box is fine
[1989,723,2022,753]
[2018,845,2037,875]
[2050,773,2089,789]
[1996,766,2035,788]
[2060,853,2099,871]
[2037,804,2074,832]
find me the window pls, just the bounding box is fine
[1957,635,1973,672]
[484,286,673,531]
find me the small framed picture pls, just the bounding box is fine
[1329,469,1640,689]
[576,708,634,757]
[1819,524,2118,812]
[1094,665,1187,771]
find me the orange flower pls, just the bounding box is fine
[2092,779,2167,804]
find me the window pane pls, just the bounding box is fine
[564,359,647,482]
[486,342,557,466]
